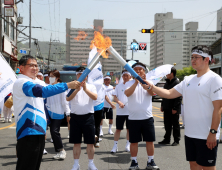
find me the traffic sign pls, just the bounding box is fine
[139,43,147,51]
[19,49,27,54]
[110,72,113,76]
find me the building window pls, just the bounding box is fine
[10,19,14,40]
[4,17,9,36]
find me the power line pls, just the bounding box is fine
[32,0,59,5]
[94,0,198,3]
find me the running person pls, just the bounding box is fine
[111,70,131,153]
[46,70,70,160]
[144,45,222,170]
[100,76,116,136]
[66,67,98,170]
[125,62,159,170]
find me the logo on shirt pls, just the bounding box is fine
[187,83,190,87]
[208,160,214,163]
[198,83,200,86]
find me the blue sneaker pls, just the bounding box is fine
[146,159,160,170]
[129,160,139,169]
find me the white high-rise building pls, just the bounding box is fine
[150,12,218,70]
[66,19,127,74]
[150,12,183,70]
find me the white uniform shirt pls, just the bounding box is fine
[113,83,129,116]
[125,79,153,120]
[70,83,97,115]
[104,85,114,108]
[174,70,222,140]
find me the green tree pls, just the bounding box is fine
[176,66,197,81]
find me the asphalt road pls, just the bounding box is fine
[1,101,222,170]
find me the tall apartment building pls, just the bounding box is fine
[66,19,127,74]
[150,12,183,70]
[150,12,218,70]
[182,22,217,67]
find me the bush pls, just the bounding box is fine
[176,66,197,81]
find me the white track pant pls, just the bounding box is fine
[3,105,12,119]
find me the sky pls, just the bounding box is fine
[17,0,222,66]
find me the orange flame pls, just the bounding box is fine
[90,31,112,58]
[74,31,88,41]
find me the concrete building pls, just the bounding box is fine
[150,12,218,70]
[216,7,222,39]
[182,22,217,67]
[1,2,18,71]
[150,12,183,70]
[66,19,127,74]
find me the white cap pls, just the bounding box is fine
[37,72,43,77]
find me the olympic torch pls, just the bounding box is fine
[67,50,104,97]
[107,46,147,84]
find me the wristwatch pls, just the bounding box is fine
[210,129,217,134]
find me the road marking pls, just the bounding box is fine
[0,122,15,130]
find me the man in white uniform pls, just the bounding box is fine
[100,76,116,136]
[125,62,159,170]
[111,70,131,153]
[144,45,222,170]
[66,67,98,170]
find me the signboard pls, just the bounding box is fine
[110,72,113,76]
[4,7,14,17]
[19,49,27,54]
[130,42,139,51]
[138,42,147,52]
[4,0,14,5]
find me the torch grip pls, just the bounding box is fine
[67,68,91,97]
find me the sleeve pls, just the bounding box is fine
[174,81,184,95]
[104,86,114,92]
[91,85,97,94]
[125,81,133,90]
[210,76,222,101]
[113,85,118,96]
[61,91,71,116]
[22,81,68,98]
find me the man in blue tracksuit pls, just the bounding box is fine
[13,55,80,170]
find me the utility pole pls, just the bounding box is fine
[48,34,52,70]
[131,50,133,60]
[29,0,31,55]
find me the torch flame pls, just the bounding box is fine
[74,31,88,41]
[90,31,112,58]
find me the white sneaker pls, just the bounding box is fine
[125,144,130,152]
[2,118,6,123]
[43,149,48,155]
[88,162,98,170]
[111,145,118,153]
[8,118,12,123]
[53,153,60,160]
[108,130,114,135]
[95,135,98,143]
[53,150,66,160]
[99,138,102,142]
[95,142,100,148]
[99,130,103,137]
[50,138,53,143]
[71,164,80,170]
[59,150,66,160]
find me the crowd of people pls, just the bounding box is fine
[1,45,222,170]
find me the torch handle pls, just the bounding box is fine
[67,68,91,97]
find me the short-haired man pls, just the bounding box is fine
[124,62,159,170]
[159,67,182,146]
[37,72,44,81]
[14,55,80,170]
[100,75,116,136]
[111,70,131,153]
[66,66,98,170]
[144,45,222,170]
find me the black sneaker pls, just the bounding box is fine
[158,139,170,145]
[171,141,179,146]
[146,159,160,170]
[129,160,139,169]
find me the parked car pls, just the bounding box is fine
[59,71,77,126]
[152,81,165,102]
